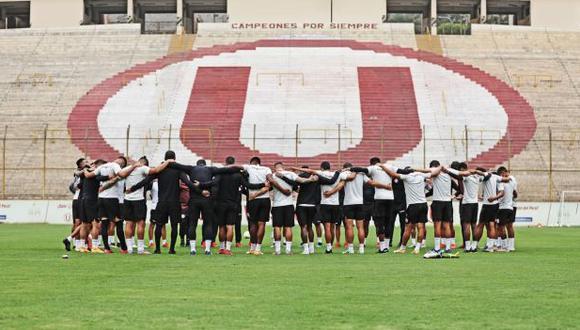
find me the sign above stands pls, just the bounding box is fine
[231,23,379,30]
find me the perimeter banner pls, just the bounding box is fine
[0,201,574,226]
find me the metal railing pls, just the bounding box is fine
[0,125,577,201]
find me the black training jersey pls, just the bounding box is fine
[215,171,243,203]
[131,167,195,203]
[363,182,375,204]
[296,173,321,206]
[392,178,405,207]
[80,173,99,200]
[168,163,239,200]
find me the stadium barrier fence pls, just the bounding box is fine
[0,125,576,202]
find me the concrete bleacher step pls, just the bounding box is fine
[0,28,578,200]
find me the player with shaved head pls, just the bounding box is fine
[268,162,318,255]
[379,164,429,256]
[127,151,198,254]
[472,167,511,252]
[292,162,340,254]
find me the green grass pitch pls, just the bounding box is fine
[0,224,579,329]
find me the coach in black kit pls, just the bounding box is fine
[128,151,197,254]
[167,158,242,255]
[212,156,266,255]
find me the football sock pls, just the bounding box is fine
[154,225,162,251]
[127,238,134,253]
[379,240,386,251]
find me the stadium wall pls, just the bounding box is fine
[0,201,574,227]
[531,0,580,30]
[31,0,83,28]
[2,0,580,30]
[228,0,385,24]
[228,0,331,24]
[0,0,83,28]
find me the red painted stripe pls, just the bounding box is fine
[179,66,421,166]
[68,40,536,167]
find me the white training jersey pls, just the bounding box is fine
[368,164,394,200]
[340,171,369,206]
[95,162,122,199]
[499,179,516,210]
[511,175,518,207]
[272,171,298,207]
[116,179,125,203]
[462,175,481,204]
[243,164,272,200]
[124,166,151,201]
[481,173,502,205]
[72,175,81,200]
[151,181,159,210]
[316,170,341,206]
[432,168,458,202]
[400,172,432,205]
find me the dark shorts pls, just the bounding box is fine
[498,209,514,225]
[511,207,517,223]
[272,205,295,227]
[479,204,499,223]
[343,204,365,220]
[319,204,340,223]
[460,203,478,223]
[80,199,98,223]
[363,202,373,222]
[98,198,120,221]
[123,200,147,221]
[247,198,271,222]
[149,209,159,224]
[296,206,317,226]
[156,201,181,225]
[373,199,393,220]
[337,206,345,225]
[312,205,322,224]
[188,198,214,224]
[406,203,428,224]
[72,199,81,221]
[431,201,453,222]
[119,202,125,220]
[215,201,239,226]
